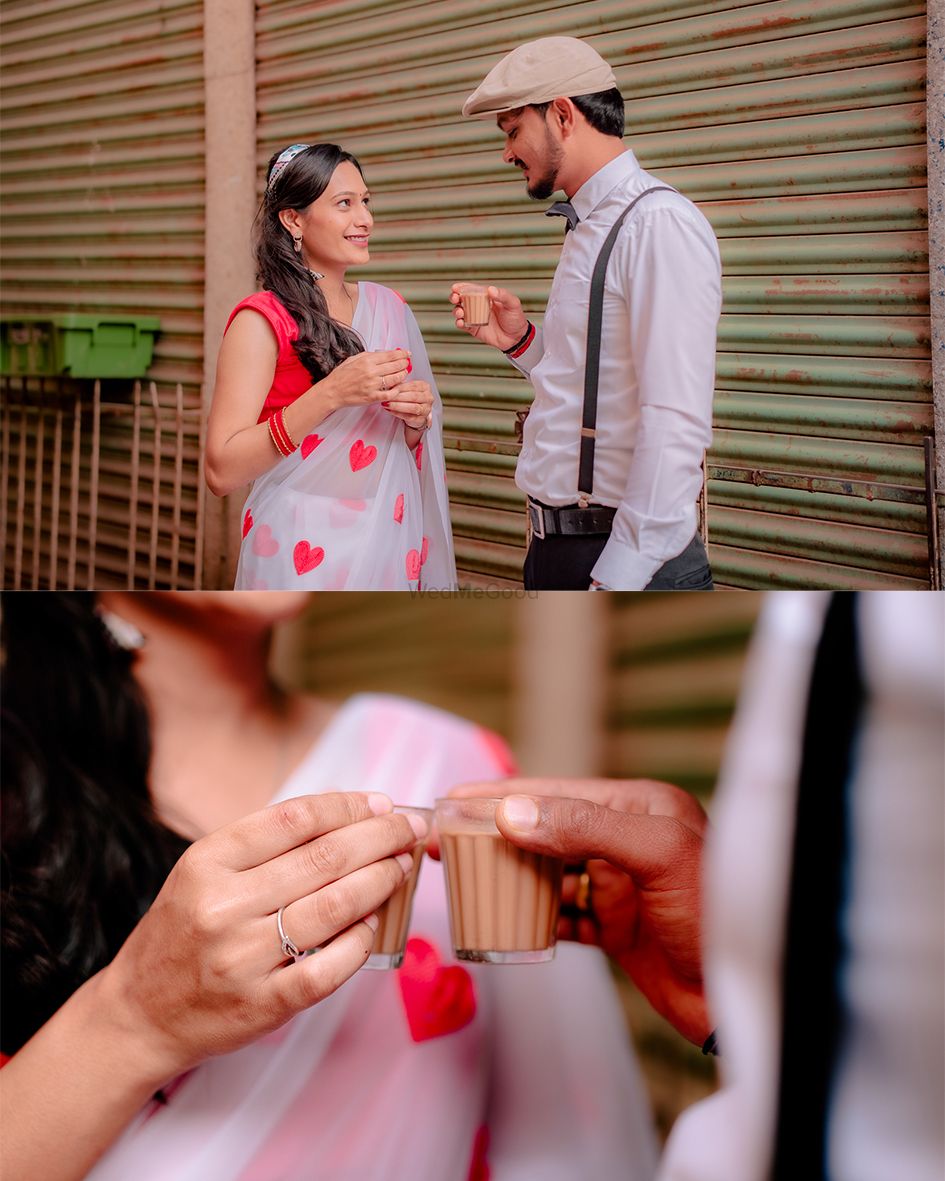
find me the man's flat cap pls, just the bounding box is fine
[463,37,617,119]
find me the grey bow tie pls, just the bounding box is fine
[546,200,580,233]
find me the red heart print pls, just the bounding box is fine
[414,441,423,472]
[293,540,325,575]
[406,549,421,580]
[349,439,377,472]
[420,536,429,565]
[242,510,253,539]
[394,493,405,523]
[397,938,477,1043]
[468,1126,490,1181]
[251,523,279,557]
[300,433,324,459]
[476,726,519,776]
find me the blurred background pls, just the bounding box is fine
[1,0,940,591]
[272,590,763,1138]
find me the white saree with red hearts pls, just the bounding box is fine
[233,283,456,591]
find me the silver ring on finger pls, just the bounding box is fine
[277,905,302,960]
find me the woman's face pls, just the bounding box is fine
[287,161,373,274]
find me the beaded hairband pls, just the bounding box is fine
[267,143,310,190]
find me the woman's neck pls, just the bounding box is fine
[314,270,354,324]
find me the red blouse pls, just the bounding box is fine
[224,291,314,424]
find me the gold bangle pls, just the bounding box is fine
[278,407,299,451]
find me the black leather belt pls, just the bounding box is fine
[527,498,617,539]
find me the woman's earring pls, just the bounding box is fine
[293,235,303,254]
[96,607,147,652]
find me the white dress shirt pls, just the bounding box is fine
[659,593,945,1181]
[510,150,721,590]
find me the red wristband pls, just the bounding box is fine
[503,321,535,359]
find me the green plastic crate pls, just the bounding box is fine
[0,314,160,378]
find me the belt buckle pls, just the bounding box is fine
[529,500,546,540]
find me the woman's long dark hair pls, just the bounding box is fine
[255,143,367,381]
[0,594,189,1056]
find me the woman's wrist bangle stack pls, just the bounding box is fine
[268,407,298,457]
[503,321,535,358]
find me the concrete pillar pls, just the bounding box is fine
[201,0,257,588]
[929,0,944,588]
[512,593,609,776]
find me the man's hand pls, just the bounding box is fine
[449,284,528,352]
[443,778,710,1046]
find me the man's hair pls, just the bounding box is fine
[532,88,625,139]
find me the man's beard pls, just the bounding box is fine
[525,126,564,201]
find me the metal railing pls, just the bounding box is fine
[1,378,205,589]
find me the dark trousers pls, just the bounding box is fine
[523,531,713,592]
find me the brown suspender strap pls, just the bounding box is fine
[578,185,676,502]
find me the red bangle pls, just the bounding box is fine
[268,408,298,457]
[277,408,299,452]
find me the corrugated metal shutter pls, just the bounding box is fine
[0,0,206,586]
[255,0,930,589]
[607,594,761,795]
[605,592,759,1133]
[279,593,518,737]
[282,591,760,798]
[679,0,932,588]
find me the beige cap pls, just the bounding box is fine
[463,37,617,119]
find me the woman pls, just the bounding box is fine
[1,593,658,1181]
[207,144,456,590]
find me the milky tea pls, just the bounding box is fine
[436,798,563,964]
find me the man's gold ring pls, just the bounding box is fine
[575,870,592,913]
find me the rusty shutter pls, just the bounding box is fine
[672,0,932,588]
[255,0,930,589]
[0,0,206,587]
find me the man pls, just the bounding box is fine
[446,592,945,1179]
[452,37,721,591]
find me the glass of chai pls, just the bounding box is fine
[455,282,492,327]
[364,804,432,970]
[435,797,564,964]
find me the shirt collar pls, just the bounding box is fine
[569,150,640,224]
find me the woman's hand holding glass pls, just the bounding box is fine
[323,349,411,411]
[383,379,434,432]
[97,792,426,1084]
